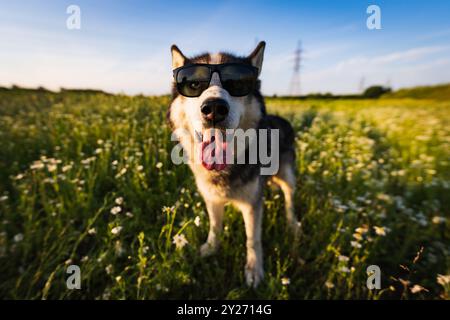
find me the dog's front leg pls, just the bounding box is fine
[200,199,225,257]
[235,200,264,288]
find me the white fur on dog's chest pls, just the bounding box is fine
[193,168,232,200]
[193,168,260,204]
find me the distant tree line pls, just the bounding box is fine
[0,85,111,95]
[272,85,392,99]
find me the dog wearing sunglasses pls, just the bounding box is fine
[168,41,299,287]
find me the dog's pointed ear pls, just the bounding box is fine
[248,41,266,74]
[171,45,187,70]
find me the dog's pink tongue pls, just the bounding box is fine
[201,129,227,171]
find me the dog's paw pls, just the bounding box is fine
[245,260,264,288]
[200,242,218,257]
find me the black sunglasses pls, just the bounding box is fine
[173,63,259,97]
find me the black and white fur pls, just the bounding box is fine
[168,41,299,287]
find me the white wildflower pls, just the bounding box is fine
[410,284,428,294]
[351,241,362,249]
[172,233,188,249]
[81,157,96,165]
[162,206,175,213]
[110,206,122,215]
[62,164,72,172]
[194,216,201,227]
[30,161,45,170]
[14,233,24,242]
[432,216,446,224]
[111,226,123,235]
[281,277,290,285]
[373,226,387,236]
[105,264,113,274]
[336,204,349,213]
[353,233,363,241]
[355,226,369,234]
[115,167,127,178]
[340,266,351,273]
[437,274,450,286]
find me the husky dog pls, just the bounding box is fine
[168,41,299,287]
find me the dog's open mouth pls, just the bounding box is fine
[197,129,228,171]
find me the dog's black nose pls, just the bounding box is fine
[201,98,229,123]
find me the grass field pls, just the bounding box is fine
[0,89,449,299]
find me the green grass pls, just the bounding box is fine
[0,90,449,299]
[383,83,450,100]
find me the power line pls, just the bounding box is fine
[289,41,302,96]
[359,76,366,93]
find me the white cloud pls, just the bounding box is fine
[298,45,450,94]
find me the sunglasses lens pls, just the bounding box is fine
[220,65,256,96]
[176,65,210,97]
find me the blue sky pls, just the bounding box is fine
[1,0,450,95]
